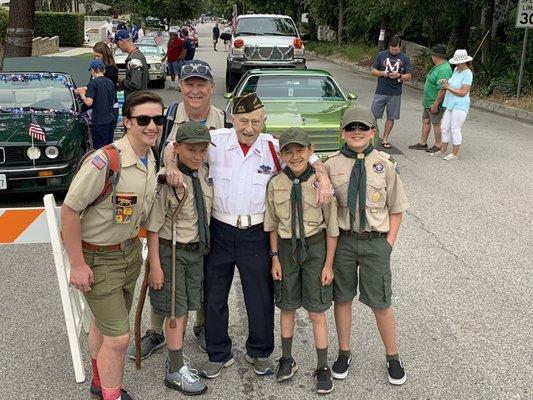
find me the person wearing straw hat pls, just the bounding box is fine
[432,49,474,160]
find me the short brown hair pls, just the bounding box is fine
[122,90,164,118]
[389,35,401,47]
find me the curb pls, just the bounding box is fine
[308,50,533,125]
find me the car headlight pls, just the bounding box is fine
[26,146,41,160]
[45,146,59,159]
[153,63,163,70]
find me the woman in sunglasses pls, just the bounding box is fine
[61,91,164,400]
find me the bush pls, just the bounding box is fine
[34,12,84,47]
[0,8,7,43]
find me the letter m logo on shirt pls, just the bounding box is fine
[384,58,400,73]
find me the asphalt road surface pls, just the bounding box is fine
[0,22,532,400]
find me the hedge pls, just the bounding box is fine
[34,12,84,47]
[0,8,7,43]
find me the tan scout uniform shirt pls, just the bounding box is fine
[166,104,225,143]
[64,136,157,245]
[264,172,339,239]
[145,165,213,242]
[324,150,409,232]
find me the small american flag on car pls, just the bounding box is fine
[154,32,164,45]
[28,113,47,142]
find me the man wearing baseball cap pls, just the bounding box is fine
[115,29,148,99]
[161,28,185,90]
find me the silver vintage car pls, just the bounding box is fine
[115,44,167,88]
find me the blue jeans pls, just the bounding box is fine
[91,121,115,149]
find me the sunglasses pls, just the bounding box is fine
[344,123,372,132]
[181,64,212,76]
[129,115,166,126]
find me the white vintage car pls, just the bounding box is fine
[224,14,307,92]
[115,44,167,88]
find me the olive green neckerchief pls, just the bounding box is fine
[178,160,210,254]
[339,144,374,232]
[283,163,315,264]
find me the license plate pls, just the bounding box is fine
[0,174,6,190]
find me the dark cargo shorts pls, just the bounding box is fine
[422,107,444,124]
[333,233,393,309]
[275,231,333,313]
[149,242,203,318]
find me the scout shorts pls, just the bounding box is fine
[82,239,142,337]
[275,231,332,313]
[149,242,203,317]
[422,107,444,124]
[371,94,401,120]
[333,233,393,309]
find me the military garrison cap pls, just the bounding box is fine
[175,121,215,145]
[232,92,264,115]
[341,106,376,129]
[279,127,311,151]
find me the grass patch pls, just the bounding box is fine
[75,52,94,60]
[306,41,376,65]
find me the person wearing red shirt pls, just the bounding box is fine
[162,28,185,90]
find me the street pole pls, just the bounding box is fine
[516,27,528,98]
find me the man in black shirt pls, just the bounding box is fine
[115,29,149,99]
[212,23,220,51]
[181,28,196,61]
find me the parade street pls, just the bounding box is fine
[0,22,532,400]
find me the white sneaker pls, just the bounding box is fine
[444,153,459,161]
[429,150,446,157]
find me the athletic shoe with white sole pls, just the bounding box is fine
[387,359,407,385]
[313,366,334,394]
[165,363,207,395]
[199,356,235,379]
[444,153,459,161]
[128,330,166,360]
[245,353,275,375]
[331,354,352,379]
[276,357,298,382]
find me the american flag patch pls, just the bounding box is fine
[92,155,107,170]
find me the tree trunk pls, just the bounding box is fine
[1,0,36,69]
[337,0,344,46]
[448,11,472,50]
[377,16,389,51]
[481,2,495,63]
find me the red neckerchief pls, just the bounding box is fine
[239,142,251,156]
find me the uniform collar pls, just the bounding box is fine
[225,129,263,157]
[115,135,155,172]
[176,103,218,129]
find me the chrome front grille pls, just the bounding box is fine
[243,45,294,61]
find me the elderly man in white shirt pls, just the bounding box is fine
[165,93,332,378]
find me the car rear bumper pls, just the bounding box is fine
[0,162,75,193]
[228,58,306,74]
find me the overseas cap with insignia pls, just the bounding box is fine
[341,105,376,129]
[232,92,264,115]
[279,127,311,151]
[175,121,215,146]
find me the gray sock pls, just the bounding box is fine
[281,336,293,359]
[316,347,328,369]
[168,349,184,373]
[339,349,352,358]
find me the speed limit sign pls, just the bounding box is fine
[516,0,533,28]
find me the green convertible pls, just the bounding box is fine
[225,68,369,155]
[0,72,90,194]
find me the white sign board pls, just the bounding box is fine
[301,13,309,24]
[516,0,533,28]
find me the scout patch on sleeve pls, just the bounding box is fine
[114,193,138,223]
[372,162,385,173]
[311,178,319,190]
[92,155,107,170]
[205,172,212,186]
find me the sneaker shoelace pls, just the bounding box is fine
[313,367,330,381]
[182,357,200,384]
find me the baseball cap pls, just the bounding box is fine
[279,127,311,151]
[341,106,376,129]
[169,28,178,34]
[180,60,213,81]
[175,121,215,146]
[114,29,130,42]
[89,59,105,71]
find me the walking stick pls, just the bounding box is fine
[134,176,188,369]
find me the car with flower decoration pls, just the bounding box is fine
[0,72,90,194]
[115,43,167,88]
[223,14,307,92]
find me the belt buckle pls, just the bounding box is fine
[120,238,132,251]
[236,215,252,229]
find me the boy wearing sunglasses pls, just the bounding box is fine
[144,121,214,395]
[264,128,339,394]
[324,106,409,386]
[61,91,164,400]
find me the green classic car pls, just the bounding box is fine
[0,72,90,194]
[225,68,375,154]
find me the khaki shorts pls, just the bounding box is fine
[275,231,332,313]
[422,107,444,124]
[149,242,204,317]
[333,233,392,309]
[83,239,142,337]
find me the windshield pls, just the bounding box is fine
[241,75,346,101]
[137,45,163,56]
[235,17,297,36]
[0,76,74,110]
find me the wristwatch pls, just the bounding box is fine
[269,250,279,258]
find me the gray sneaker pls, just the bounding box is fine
[199,357,235,379]
[165,364,207,395]
[198,330,206,353]
[128,330,166,360]
[245,353,275,375]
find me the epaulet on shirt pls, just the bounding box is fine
[377,150,400,173]
[326,150,341,160]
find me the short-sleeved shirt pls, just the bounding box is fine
[145,166,213,242]
[64,135,157,245]
[166,38,183,63]
[103,65,119,105]
[324,150,409,232]
[183,38,196,60]
[442,68,473,113]
[166,104,225,143]
[423,61,453,108]
[86,76,116,125]
[372,50,412,96]
[264,172,339,239]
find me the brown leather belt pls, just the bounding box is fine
[339,230,387,240]
[159,237,200,252]
[82,237,139,252]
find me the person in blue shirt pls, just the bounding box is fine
[435,49,474,161]
[181,28,196,61]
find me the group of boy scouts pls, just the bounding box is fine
[61,57,410,400]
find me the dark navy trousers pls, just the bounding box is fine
[204,218,274,362]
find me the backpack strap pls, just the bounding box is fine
[267,140,282,173]
[88,144,121,207]
[158,101,180,168]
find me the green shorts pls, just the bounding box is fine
[275,231,332,313]
[149,241,204,318]
[82,239,142,337]
[333,233,393,309]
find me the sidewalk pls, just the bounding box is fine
[45,46,93,57]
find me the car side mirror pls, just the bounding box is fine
[220,32,232,41]
[300,33,310,41]
[224,92,233,99]
[347,93,357,100]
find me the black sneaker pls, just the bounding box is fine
[387,359,406,385]
[313,366,334,394]
[276,357,298,382]
[331,354,352,380]
[425,145,442,153]
[89,382,132,400]
[128,330,166,360]
[408,143,428,150]
[193,324,204,338]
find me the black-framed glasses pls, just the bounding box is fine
[129,115,166,126]
[181,63,212,76]
[344,123,372,132]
